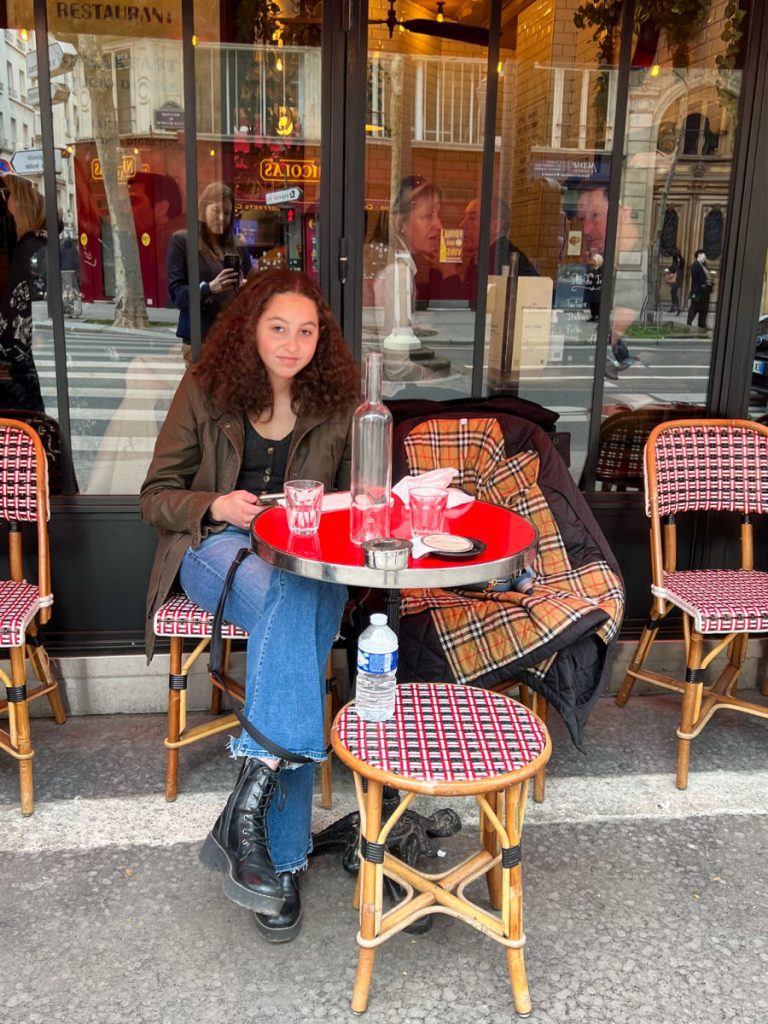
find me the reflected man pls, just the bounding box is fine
[460,196,538,307]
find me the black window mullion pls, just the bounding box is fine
[34,0,77,494]
[706,0,768,419]
[470,0,501,398]
[182,0,202,362]
[580,0,635,491]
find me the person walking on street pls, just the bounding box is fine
[666,247,684,315]
[687,249,713,330]
[585,253,603,322]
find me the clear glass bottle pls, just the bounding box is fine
[350,351,392,545]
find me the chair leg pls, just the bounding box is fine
[616,610,662,706]
[27,626,66,725]
[165,637,185,802]
[676,632,704,790]
[320,654,335,809]
[531,694,548,804]
[210,639,229,714]
[8,646,34,815]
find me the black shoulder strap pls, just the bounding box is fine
[207,547,313,765]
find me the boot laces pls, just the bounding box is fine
[240,769,285,850]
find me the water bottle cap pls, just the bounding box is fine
[369,613,387,626]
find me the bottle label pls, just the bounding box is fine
[357,649,398,674]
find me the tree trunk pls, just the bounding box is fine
[644,85,689,324]
[78,35,148,330]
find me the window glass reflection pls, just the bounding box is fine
[0,2,324,494]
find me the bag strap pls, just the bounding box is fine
[207,546,313,765]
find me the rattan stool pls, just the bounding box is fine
[332,682,551,1017]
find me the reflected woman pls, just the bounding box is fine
[0,174,47,413]
[167,181,251,358]
[373,174,443,342]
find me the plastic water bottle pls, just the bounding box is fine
[355,613,398,722]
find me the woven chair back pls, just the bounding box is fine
[0,420,48,524]
[647,420,768,518]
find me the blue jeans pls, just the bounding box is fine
[179,527,347,872]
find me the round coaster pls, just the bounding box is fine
[420,533,486,560]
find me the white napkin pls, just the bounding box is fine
[392,469,474,509]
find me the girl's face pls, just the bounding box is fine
[256,292,319,387]
[402,195,442,260]
[204,197,232,237]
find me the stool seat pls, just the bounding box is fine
[0,579,41,647]
[336,682,548,793]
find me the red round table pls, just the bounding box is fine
[250,497,538,591]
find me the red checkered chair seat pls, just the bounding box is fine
[0,579,41,647]
[652,570,768,634]
[336,682,547,783]
[153,593,249,640]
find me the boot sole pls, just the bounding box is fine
[199,832,284,916]
[252,909,303,943]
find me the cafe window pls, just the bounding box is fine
[0,1,324,496]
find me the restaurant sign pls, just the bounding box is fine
[260,158,320,184]
[9,0,219,39]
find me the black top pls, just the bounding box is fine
[166,230,252,342]
[236,419,292,495]
[0,229,46,412]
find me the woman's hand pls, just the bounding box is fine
[209,268,240,295]
[209,490,263,530]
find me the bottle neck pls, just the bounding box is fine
[365,352,383,404]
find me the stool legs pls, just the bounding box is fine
[504,783,531,1017]
[351,778,383,1015]
[482,791,503,911]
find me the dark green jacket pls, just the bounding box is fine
[140,370,354,659]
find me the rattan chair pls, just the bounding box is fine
[617,419,768,788]
[154,594,338,805]
[0,419,66,814]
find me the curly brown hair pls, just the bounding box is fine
[195,269,360,417]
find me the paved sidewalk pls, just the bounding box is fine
[2,693,767,1024]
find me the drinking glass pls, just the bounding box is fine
[410,486,448,537]
[284,480,324,535]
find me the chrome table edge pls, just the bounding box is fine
[252,531,538,589]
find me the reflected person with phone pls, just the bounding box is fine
[167,181,251,359]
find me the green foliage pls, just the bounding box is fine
[574,0,744,69]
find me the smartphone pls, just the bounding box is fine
[222,253,240,272]
[258,493,284,506]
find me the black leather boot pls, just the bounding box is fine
[199,758,285,915]
[253,871,302,943]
